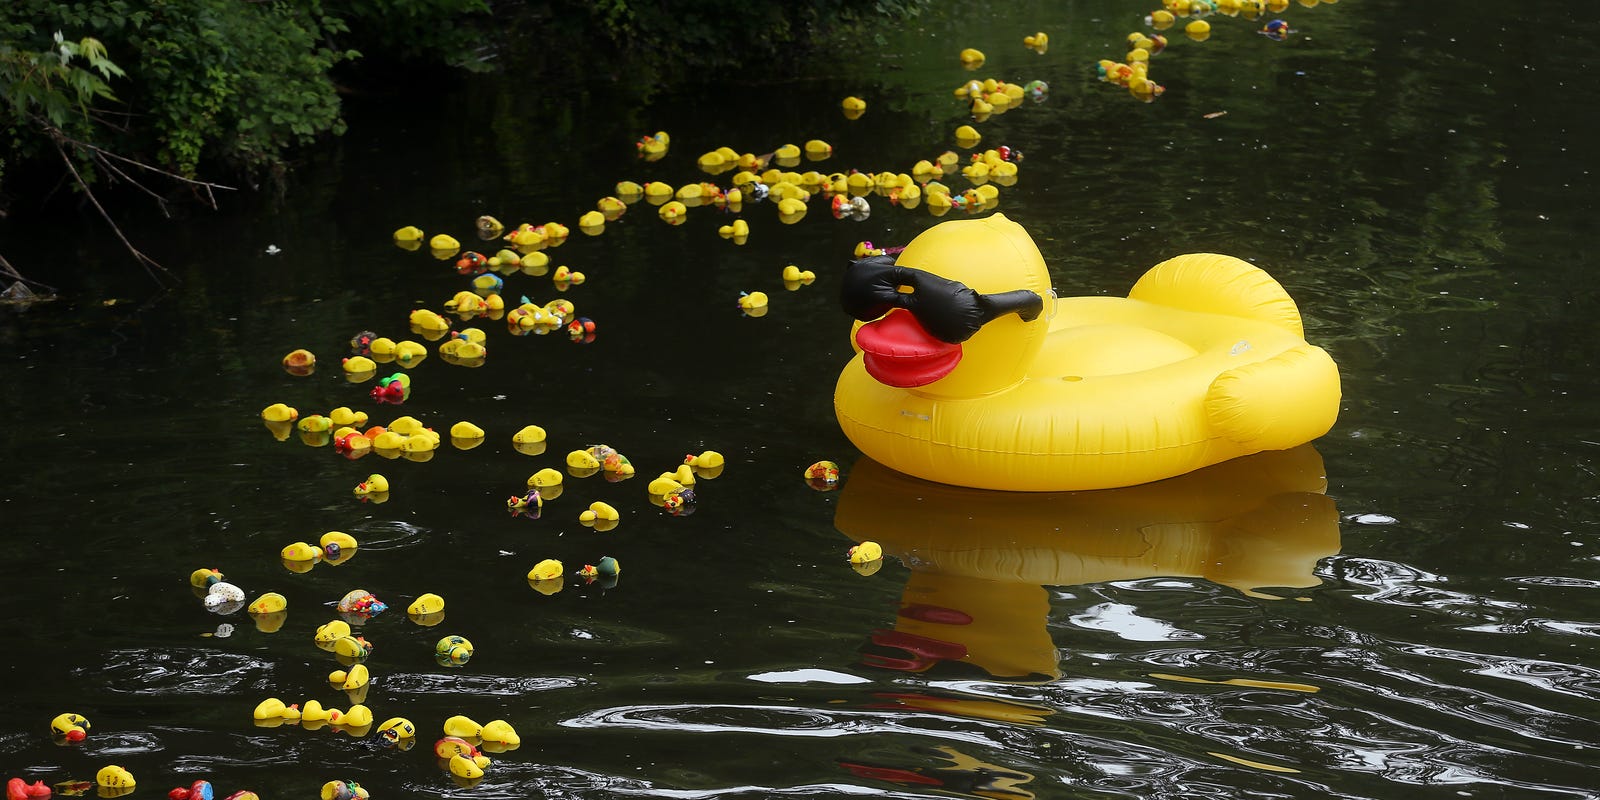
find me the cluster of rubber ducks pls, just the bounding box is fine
[1098,0,1337,101]
[14,717,263,798]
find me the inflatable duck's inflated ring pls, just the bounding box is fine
[834,214,1340,491]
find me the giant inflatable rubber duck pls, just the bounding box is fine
[834,213,1340,491]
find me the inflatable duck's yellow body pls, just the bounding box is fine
[834,214,1340,491]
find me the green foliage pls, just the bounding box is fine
[0,0,493,187]
[555,0,930,73]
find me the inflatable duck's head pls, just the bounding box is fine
[842,214,1053,398]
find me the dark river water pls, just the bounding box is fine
[4,0,1600,797]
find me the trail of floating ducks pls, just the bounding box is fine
[20,22,1345,795]
[1097,0,1341,102]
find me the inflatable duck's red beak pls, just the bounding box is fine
[855,310,962,388]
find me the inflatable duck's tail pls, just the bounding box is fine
[1128,252,1306,338]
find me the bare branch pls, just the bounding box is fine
[0,252,60,293]
[49,133,179,288]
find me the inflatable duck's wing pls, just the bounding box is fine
[1128,253,1305,338]
[841,256,1043,344]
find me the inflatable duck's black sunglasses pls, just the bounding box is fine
[841,255,1044,344]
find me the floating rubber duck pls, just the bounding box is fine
[577,210,605,234]
[717,219,750,245]
[282,348,316,376]
[50,712,90,742]
[445,418,487,450]
[841,95,866,119]
[435,634,474,666]
[252,697,302,722]
[579,501,620,530]
[1260,18,1291,40]
[958,47,986,68]
[1023,31,1049,51]
[337,588,387,617]
[261,403,298,423]
[449,752,488,780]
[332,635,373,661]
[527,559,564,582]
[954,124,982,148]
[247,592,287,614]
[203,582,246,614]
[353,473,388,500]
[370,372,411,404]
[551,265,586,286]
[507,490,542,518]
[321,781,369,800]
[314,619,351,646]
[443,714,483,739]
[658,200,688,224]
[338,704,373,729]
[393,225,424,245]
[805,460,842,490]
[578,557,621,585]
[480,719,521,750]
[685,450,726,471]
[804,139,833,161]
[1186,19,1211,40]
[738,291,769,317]
[95,766,135,791]
[636,130,669,160]
[782,265,816,286]
[597,195,628,219]
[190,568,223,590]
[848,540,883,564]
[407,593,444,616]
[377,717,416,745]
[429,234,460,252]
[528,468,564,500]
[329,663,369,691]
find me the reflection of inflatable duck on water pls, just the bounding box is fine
[834,213,1341,491]
[835,445,1340,683]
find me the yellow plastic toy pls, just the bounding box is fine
[321,781,369,800]
[95,766,135,789]
[408,593,445,616]
[247,592,287,614]
[353,474,388,497]
[527,559,564,582]
[450,753,487,779]
[50,712,90,742]
[435,634,474,666]
[480,719,521,749]
[848,541,883,564]
[260,403,298,423]
[443,714,482,739]
[252,697,302,722]
[329,663,369,691]
[314,619,352,646]
[579,502,620,528]
[834,214,1340,491]
[377,717,416,743]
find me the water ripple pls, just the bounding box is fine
[383,671,588,695]
[90,648,272,695]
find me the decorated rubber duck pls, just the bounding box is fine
[578,556,621,584]
[337,588,387,617]
[507,490,542,518]
[804,460,842,490]
[332,635,372,661]
[371,372,411,404]
[204,581,246,614]
[435,634,474,666]
[834,214,1340,491]
[377,716,416,745]
[190,568,223,590]
[636,130,669,160]
[320,781,369,800]
[50,712,90,742]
